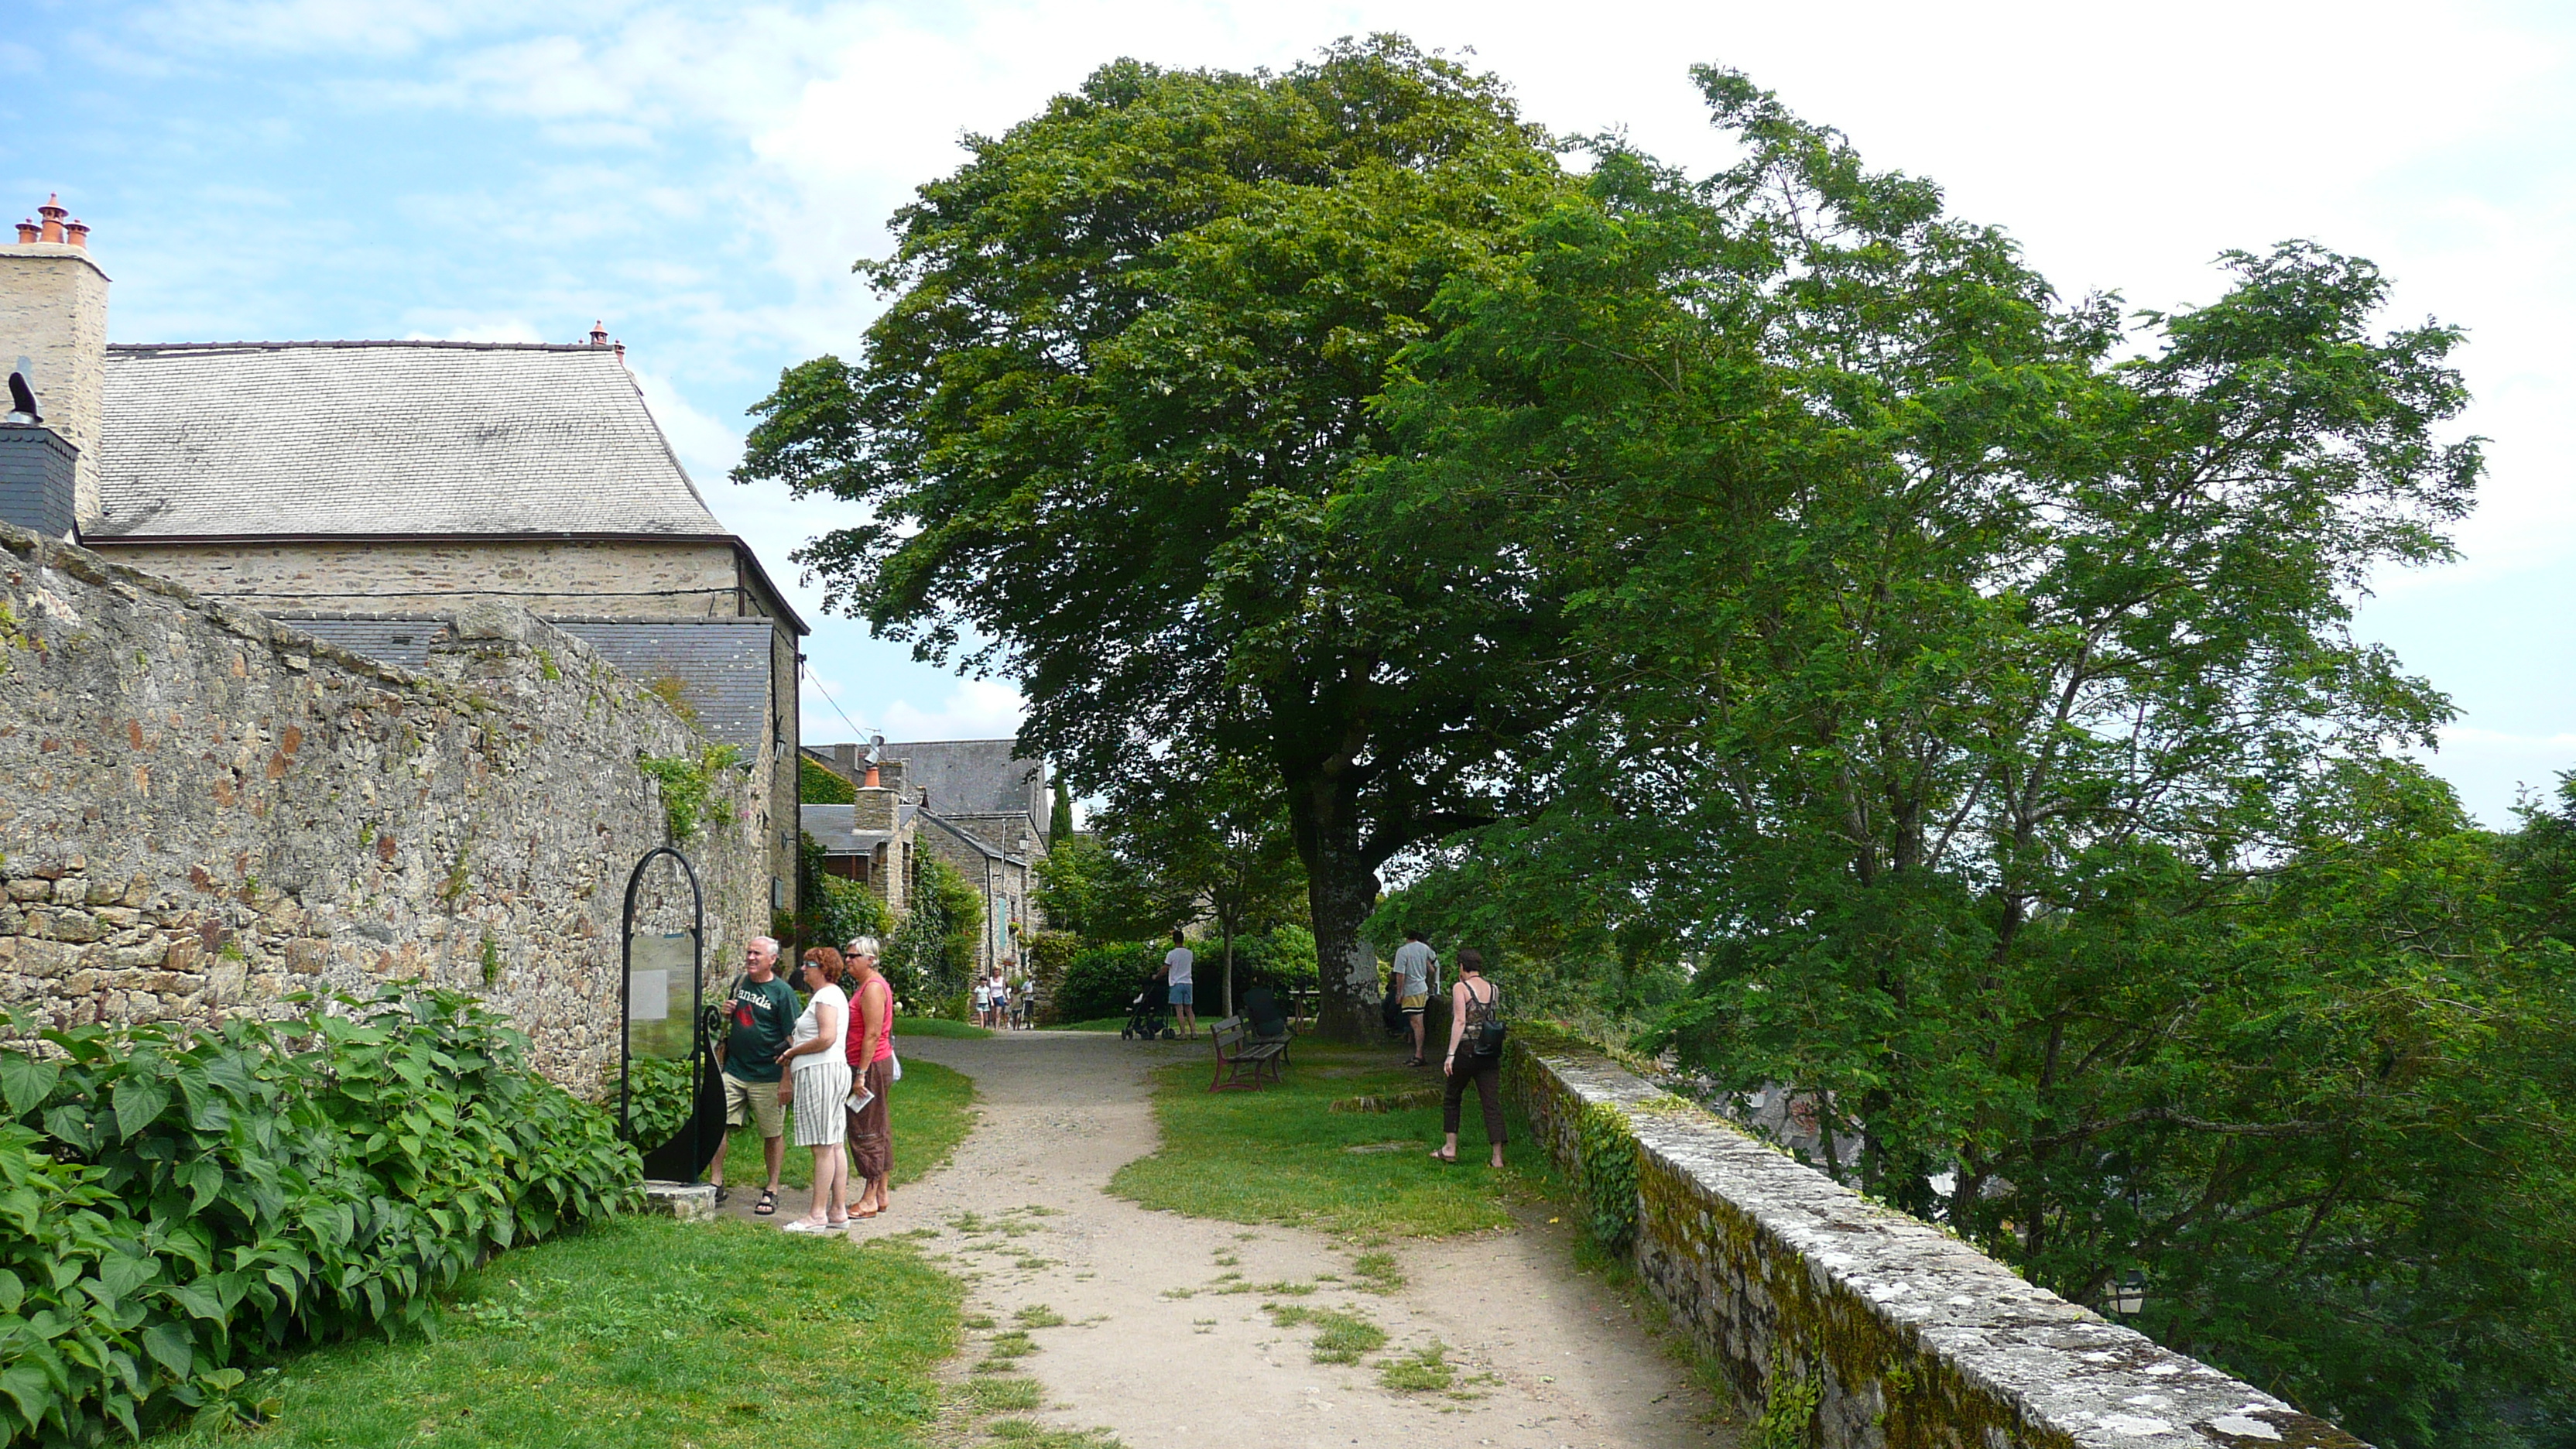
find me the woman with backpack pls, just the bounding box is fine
[1430,949,1507,1168]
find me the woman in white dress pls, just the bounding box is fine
[774,947,851,1231]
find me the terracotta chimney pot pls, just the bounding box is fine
[64,219,87,249]
[36,194,64,244]
[12,221,33,245]
[864,762,882,789]
[588,320,608,346]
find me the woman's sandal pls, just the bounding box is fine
[753,1188,778,1217]
[1428,1149,1457,1165]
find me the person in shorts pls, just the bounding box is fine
[1159,930,1197,1037]
[712,936,799,1216]
[1392,929,1438,1067]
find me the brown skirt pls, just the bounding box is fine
[846,1057,894,1184]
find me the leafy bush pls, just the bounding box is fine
[0,988,639,1445]
[792,831,891,962]
[1050,941,1165,1023]
[882,857,981,1014]
[614,1054,695,1152]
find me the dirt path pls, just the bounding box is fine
[728,1030,1732,1449]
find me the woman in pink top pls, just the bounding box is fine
[841,936,898,1218]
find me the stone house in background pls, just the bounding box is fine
[0,200,807,924]
[800,738,1048,975]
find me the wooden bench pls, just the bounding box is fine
[1207,1016,1286,1092]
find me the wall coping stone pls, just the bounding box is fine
[1511,1042,2371,1449]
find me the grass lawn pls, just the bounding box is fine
[894,1016,993,1040]
[1040,1017,1131,1033]
[718,1057,976,1193]
[1106,1043,1539,1237]
[146,1215,959,1449]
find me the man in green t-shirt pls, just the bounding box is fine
[710,936,800,1214]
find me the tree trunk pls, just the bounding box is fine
[1283,754,1386,1042]
[1303,840,1383,1042]
[1222,917,1236,1020]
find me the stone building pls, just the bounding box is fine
[0,200,807,922]
[801,738,1048,974]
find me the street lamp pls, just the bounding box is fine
[2110,1271,2146,1317]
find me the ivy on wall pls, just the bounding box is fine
[637,745,743,841]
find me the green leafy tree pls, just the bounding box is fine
[735,36,1588,1038]
[1094,755,1307,1017]
[1050,775,1075,843]
[1375,66,2564,1446]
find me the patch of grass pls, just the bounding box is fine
[1262,1303,1387,1365]
[895,1016,995,1040]
[1379,1342,1455,1392]
[1351,1251,1406,1294]
[1012,1305,1067,1328]
[719,1057,976,1190]
[986,1421,1122,1448]
[144,1215,957,1449]
[1039,1017,1131,1032]
[966,1379,1044,1413]
[1108,1044,1531,1236]
[985,1331,1037,1359]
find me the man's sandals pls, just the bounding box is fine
[753,1188,779,1217]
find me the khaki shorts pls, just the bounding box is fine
[1400,993,1429,1014]
[721,1071,787,1139]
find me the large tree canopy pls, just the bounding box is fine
[738,36,1588,1036]
[1366,69,2567,1447]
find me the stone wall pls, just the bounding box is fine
[0,522,766,1091]
[84,537,749,618]
[1505,1040,2371,1449]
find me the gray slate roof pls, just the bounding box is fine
[798,804,892,858]
[873,738,1046,821]
[90,342,725,539]
[275,614,775,748]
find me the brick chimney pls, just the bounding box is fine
[0,194,109,529]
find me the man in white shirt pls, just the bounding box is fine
[1392,930,1438,1067]
[1157,930,1198,1037]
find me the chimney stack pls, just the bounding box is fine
[2,193,111,528]
[589,320,609,346]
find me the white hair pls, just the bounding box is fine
[844,936,882,960]
[748,936,779,958]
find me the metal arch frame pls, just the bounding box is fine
[618,845,710,1178]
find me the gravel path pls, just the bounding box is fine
[726,1029,1733,1449]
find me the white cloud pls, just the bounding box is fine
[878,679,1028,742]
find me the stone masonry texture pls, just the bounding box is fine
[0,521,765,1094]
[1505,1041,2372,1449]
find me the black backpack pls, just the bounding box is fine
[1462,981,1507,1057]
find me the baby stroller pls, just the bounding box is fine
[1120,973,1177,1040]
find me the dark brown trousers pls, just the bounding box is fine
[846,1057,893,1184]
[1443,1054,1506,1145]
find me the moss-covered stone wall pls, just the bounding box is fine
[1504,1040,2372,1449]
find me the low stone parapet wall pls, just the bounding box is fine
[1503,1040,2369,1449]
[0,522,766,1091]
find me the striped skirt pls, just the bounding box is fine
[790,1063,851,1146]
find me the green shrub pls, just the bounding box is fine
[1053,941,1166,1023]
[882,857,981,1013]
[0,988,639,1445]
[614,1053,695,1151]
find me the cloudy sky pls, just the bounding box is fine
[9,0,2568,823]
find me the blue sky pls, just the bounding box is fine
[9,0,2570,824]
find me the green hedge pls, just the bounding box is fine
[0,988,640,1444]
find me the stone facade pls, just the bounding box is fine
[0,522,766,1091]
[1506,1041,2371,1449]
[94,537,752,618]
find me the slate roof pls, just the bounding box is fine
[274,614,776,748]
[89,342,726,540]
[798,804,892,858]
[874,738,1046,822]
